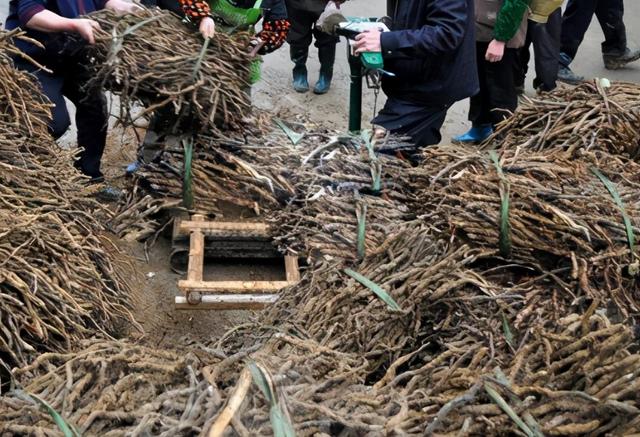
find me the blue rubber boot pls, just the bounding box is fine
[291,46,309,93]
[313,44,336,95]
[126,160,141,175]
[453,125,493,144]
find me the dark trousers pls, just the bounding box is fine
[373,98,450,148]
[286,6,338,52]
[561,0,627,65]
[470,42,519,127]
[15,36,108,179]
[515,10,562,92]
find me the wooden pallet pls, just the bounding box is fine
[175,215,300,310]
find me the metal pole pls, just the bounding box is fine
[347,45,363,133]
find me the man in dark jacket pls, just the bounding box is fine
[354,0,478,149]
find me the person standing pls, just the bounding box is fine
[454,0,529,144]
[514,0,562,93]
[4,0,138,193]
[286,0,343,94]
[353,0,478,153]
[559,0,640,84]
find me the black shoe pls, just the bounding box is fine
[603,48,640,70]
[557,66,584,85]
[95,185,123,202]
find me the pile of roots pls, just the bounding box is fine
[85,9,253,133]
[489,81,640,158]
[0,31,136,377]
[3,23,640,434]
[0,340,223,436]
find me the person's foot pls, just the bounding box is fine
[603,47,640,70]
[126,160,142,175]
[292,67,309,93]
[557,66,584,85]
[313,71,333,95]
[95,185,123,202]
[453,125,493,144]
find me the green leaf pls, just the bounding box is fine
[248,363,295,437]
[273,118,305,145]
[484,383,534,437]
[501,312,514,348]
[591,167,636,257]
[343,269,401,311]
[489,151,512,258]
[14,390,80,437]
[356,201,367,260]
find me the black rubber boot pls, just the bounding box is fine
[290,46,309,93]
[313,44,336,95]
[603,47,640,70]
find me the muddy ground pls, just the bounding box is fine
[2,1,639,346]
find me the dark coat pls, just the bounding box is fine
[380,0,479,107]
[284,0,328,15]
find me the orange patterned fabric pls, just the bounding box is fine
[179,0,211,21]
[256,19,290,54]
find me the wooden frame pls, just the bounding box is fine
[175,215,300,310]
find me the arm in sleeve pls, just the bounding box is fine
[493,0,529,42]
[380,0,468,59]
[178,0,211,23]
[261,0,287,22]
[17,0,47,27]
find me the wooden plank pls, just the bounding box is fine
[186,215,206,284]
[179,280,294,293]
[178,221,270,238]
[284,255,301,283]
[175,294,278,310]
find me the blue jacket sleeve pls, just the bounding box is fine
[17,0,47,26]
[380,0,468,59]
[261,0,288,22]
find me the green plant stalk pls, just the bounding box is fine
[343,268,401,311]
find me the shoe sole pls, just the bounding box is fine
[557,77,583,85]
[604,52,640,70]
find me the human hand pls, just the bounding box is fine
[71,18,101,44]
[199,16,215,39]
[105,0,143,14]
[354,29,381,54]
[485,39,506,62]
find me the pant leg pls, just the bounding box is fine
[13,60,70,139]
[514,25,533,88]
[595,0,627,55]
[372,98,449,148]
[473,44,519,126]
[469,42,492,126]
[60,53,109,179]
[531,9,561,91]
[286,6,315,51]
[560,0,598,65]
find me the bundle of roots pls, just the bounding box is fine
[489,81,640,159]
[0,30,52,139]
[115,128,427,262]
[0,33,137,376]
[416,145,640,321]
[85,9,253,133]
